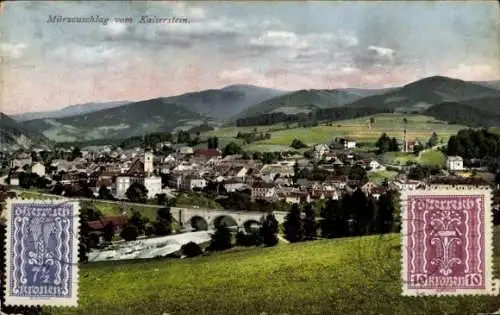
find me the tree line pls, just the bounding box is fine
[447,128,500,160]
[283,189,397,242]
[236,107,393,127]
[236,131,271,144]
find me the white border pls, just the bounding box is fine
[401,185,499,296]
[4,198,80,307]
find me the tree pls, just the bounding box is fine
[283,204,304,242]
[375,133,391,154]
[103,222,115,243]
[70,147,82,161]
[302,204,317,240]
[177,130,191,144]
[80,206,103,222]
[126,182,148,203]
[375,191,395,234]
[145,223,155,237]
[348,165,369,186]
[182,242,203,257]
[290,138,307,150]
[208,224,232,251]
[98,185,113,200]
[207,136,219,149]
[427,132,439,148]
[129,210,148,234]
[223,142,242,156]
[120,224,139,241]
[348,189,369,236]
[259,213,279,247]
[35,176,50,189]
[157,207,172,222]
[413,143,424,156]
[156,193,167,205]
[153,220,172,236]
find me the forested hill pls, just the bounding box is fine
[424,102,500,127]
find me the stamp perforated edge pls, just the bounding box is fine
[400,184,499,296]
[3,198,80,307]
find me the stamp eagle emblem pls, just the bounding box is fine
[3,199,79,306]
[401,185,500,296]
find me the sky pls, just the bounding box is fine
[0,1,499,115]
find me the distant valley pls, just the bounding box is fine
[2,76,500,146]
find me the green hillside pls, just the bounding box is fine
[23,99,208,142]
[348,76,500,113]
[0,113,52,149]
[425,102,500,127]
[207,114,465,152]
[48,228,500,315]
[236,89,366,119]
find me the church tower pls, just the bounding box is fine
[144,149,154,176]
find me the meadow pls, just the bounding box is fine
[45,227,500,315]
[205,114,465,152]
[419,150,447,167]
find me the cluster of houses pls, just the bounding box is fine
[1,138,472,208]
[3,142,396,203]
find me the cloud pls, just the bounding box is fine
[0,42,27,60]
[367,45,395,59]
[249,31,358,50]
[352,45,398,70]
[49,43,124,66]
[217,68,269,86]
[103,22,130,37]
[445,63,500,81]
[249,31,305,48]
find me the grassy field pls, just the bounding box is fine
[205,114,465,152]
[368,170,398,183]
[382,151,419,166]
[419,150,446,167]
[18,191,63,200]
[46,227,500,315]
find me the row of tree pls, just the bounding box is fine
[283,189,397,242]
[447,128,500,160]
[236,131,271,144]
[235,107,393,127]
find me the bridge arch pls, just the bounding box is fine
[242,219,261,233]
[211,215,238,229]
[188,215,209,231]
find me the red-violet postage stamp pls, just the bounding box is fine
[401,185,500,296]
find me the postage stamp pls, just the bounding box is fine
[3,199,79,306]
[401,185,500,296]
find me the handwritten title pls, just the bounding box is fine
[46,15,190,25]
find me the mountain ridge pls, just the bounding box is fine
[0,112,52,150]
[22,99,208,142]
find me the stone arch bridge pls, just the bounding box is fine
[171,207,287,231]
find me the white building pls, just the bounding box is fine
[31,162,46,177]
[10,176,19,186]
[446,156,464,171]
[343,138,357,149]
[116,176,132,199]
[179,147,194,155]
[144,176,162,199]
[181,176,207,191]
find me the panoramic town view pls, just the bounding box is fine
[1,1,500,314]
